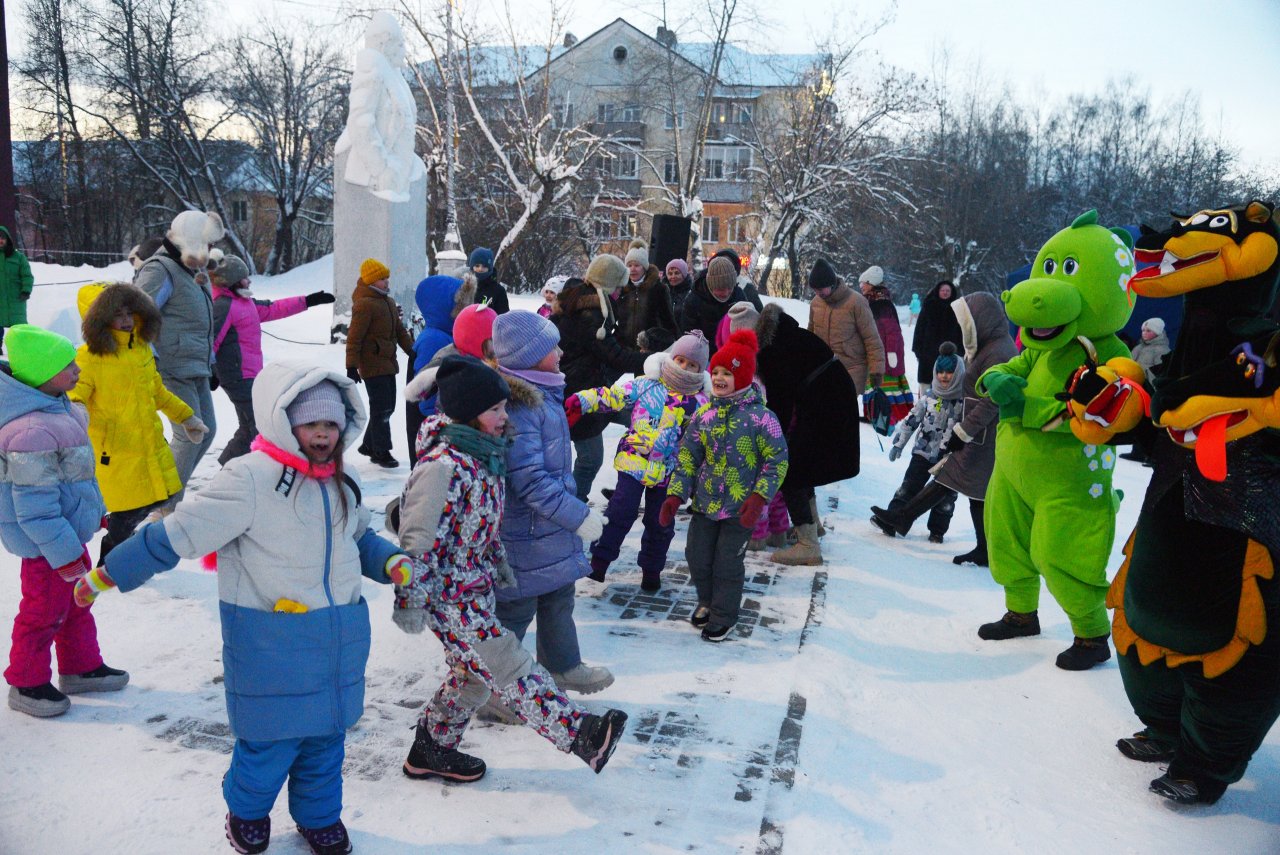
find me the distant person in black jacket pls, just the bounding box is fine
[468,247,510,314]
[911,280,962,388]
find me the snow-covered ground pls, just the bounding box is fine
[1,259,1276,854]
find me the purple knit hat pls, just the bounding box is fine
[668,329,709,371]
[665,258,690,280]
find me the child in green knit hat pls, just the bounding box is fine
[1,324,125,718]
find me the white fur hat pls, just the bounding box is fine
[624,238,649,268]
[1141,317,1165,335]
[860,265,884,286]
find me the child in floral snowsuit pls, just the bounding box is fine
[567,330,710,591]
[394,355,627,780]
[876,342,966,542]
[660,330,788,642]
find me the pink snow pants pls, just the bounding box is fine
[5,549,103,688]
[751,493,791,540]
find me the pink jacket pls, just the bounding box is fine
[212,287,308,382]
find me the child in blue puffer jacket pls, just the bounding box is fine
[566,330,711,591]
[75,360,409,855]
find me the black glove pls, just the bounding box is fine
[347,366,363,384]
[19,292,30,301]
[943,432,967,454]
[305,291,336,307]
[208,372,220,392]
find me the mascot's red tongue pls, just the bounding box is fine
[1194,413,1231,482]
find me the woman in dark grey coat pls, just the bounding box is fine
[871,292,1015,565]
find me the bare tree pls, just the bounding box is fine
[223,21,347,273]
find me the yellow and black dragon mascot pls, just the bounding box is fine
[1108,200,1280,805]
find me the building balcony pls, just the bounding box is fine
[699,180,755,203]
[588,121,646,142]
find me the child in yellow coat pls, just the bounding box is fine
[70,283,207,561]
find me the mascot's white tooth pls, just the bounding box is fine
[1184,427,1197,443]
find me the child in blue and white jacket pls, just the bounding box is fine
[566,330,711,591]
[878,342,966,541]
[75,360,409,855]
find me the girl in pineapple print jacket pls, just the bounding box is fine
[566,331,711,590]
[661,330,788,641]
[392,356,628,781]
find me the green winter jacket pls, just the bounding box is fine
[0,227,35,328]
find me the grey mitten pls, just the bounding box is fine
[888,445,902,462]
[392,582,429,634]
[495,559,518,590]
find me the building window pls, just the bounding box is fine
[701,216,720,244]
[663,156,678,184]
[664,109,684,129]
[596,148,638,179]
[620,103,642,122]
[597,103,615,123]
[704,148,724,180]
[711,100,753,125]
[727,217,754,244]
[553,99,574,127]
[726,147,753,181]
[232,200,249,223]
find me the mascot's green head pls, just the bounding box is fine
[1003,210,1136,351]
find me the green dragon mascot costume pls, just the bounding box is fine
[975,211,1148,671]
[1108,200,1280,806]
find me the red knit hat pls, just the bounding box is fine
[453,303,498,359]
[709,329,758,392]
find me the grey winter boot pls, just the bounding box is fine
[765,531,789,548]
[747,537,768,551]
[770,523,822,566]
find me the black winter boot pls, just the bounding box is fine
[1055,634,1111,671]
[225,813,270,854]
[571,709,628,773]
[978,610,1040,640]
[296,820,352,855]
[1117,730,1176,763]
[953,501,989,566]
[403,721,487,782]
[871,481,952,537]
[1149,772,1225,805]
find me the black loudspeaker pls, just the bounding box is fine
[649,214,692,273]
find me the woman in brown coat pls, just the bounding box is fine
[806,258,885,396]
[346,258,414,467]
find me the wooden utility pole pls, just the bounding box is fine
[0,0,18,236]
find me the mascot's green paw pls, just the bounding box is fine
[983,372,1028,406]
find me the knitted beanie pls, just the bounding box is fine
[707,257,737,295]
[493,310,561,370]
[710,329,758,392]
[584,253,627,295]
[286,380,346,428]
[665,258,690,280]
[934,341,960,374]
[727,301,760,334]
[860,265,884,286]
[1142,317,1166,336]
[712,248,742,274]
[543,275,569,296]
[7,325,78,388]
[360,258,390,285]
[809,258,838,292]
[453,303,498,359]
[212,255,251,288]
[624,239,649,268]
[437,355,510,423]
[668,329,710,372]
[468,247,495,270]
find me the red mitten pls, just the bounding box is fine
[564,394,583,428]
[738,494,767,529]
[54,556,90,582]
[658,496,682,528]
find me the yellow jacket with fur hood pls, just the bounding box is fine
[69,283,194,511]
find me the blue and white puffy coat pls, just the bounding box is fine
[0,365,105,567]
[104,360,402,742]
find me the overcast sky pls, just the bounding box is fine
[11,0,1280,170]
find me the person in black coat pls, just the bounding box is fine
[616,239,678,350]
[468,247,510,314]
[726,301,860,566]
[553,258,647,501]
[911,280,962,386]
[710,248,765,311]
[678,256,747,354]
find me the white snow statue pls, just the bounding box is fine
[334,11,425,203]
[331,11,427,337]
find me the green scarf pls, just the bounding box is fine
[443,422,510,476]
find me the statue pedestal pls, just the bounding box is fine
[331,147,427,337]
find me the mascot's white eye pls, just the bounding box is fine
[1209,215,1230,228]
[1063,258,1079,275]
[1042,258,1056,275]
[1189,213,1209,226]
